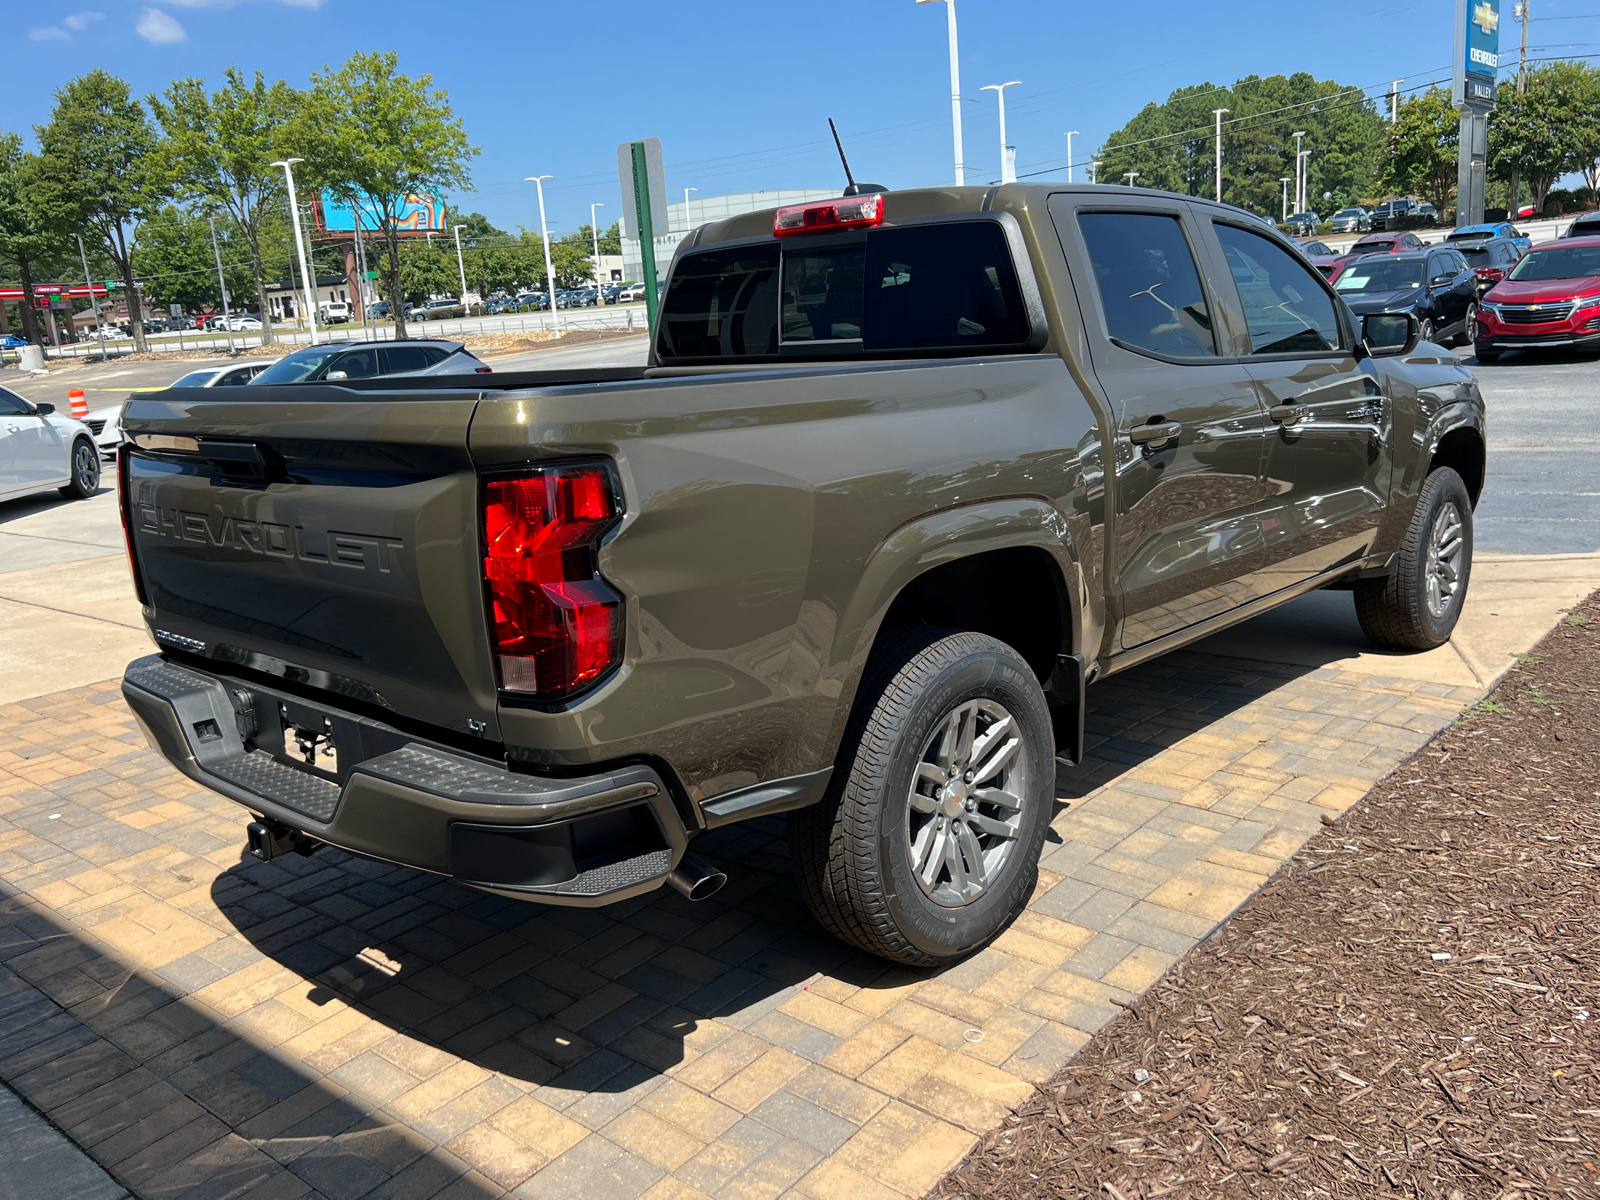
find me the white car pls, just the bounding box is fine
[81,358,279,459]
[220,316,263,331]
[319,301,351,323]
[0,383,101,502]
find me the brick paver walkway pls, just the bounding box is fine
[0,649,1481,1200]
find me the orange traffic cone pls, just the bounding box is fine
[69,388,88,419]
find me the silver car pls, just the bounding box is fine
[248,340,491,384]
[1330,207,1371,234]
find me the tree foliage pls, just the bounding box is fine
[31,70,160,351]
[0,130,68,344]
[131,206,256,313]
[147,68,300,342]
[300,51,478,339]
[1382,88,1458,213]
[1489,62,1600,213]
[1099,73,1386,216]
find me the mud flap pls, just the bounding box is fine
[1044,652,1086,765]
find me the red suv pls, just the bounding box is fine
[1475,235,1600,362]
[1325,231,1429,282]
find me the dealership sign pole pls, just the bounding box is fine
[617,138,667,335]
[1453,0,1499,226]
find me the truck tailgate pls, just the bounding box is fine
[121,390,501,741]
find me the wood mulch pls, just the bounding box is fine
[934,591,1600,1200]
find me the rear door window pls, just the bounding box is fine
[382,346,431,374]
[657,220,1031,360]
[1075,212,1215,357]
[1214,223,1342,354]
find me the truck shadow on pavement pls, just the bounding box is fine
[207,640,1335,1098]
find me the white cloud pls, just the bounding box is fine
[29,26,72,40]
[63,11,105,29]
[136,7,187,41]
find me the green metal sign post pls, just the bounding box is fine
[630,141,661,334]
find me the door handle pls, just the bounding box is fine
[1268,404,1305,424]
[1128,421,1181,447]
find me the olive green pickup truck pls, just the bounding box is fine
[119,184,1486,965]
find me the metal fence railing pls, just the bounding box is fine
[1,303,647,366]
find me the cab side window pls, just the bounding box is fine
[329,349,381,378]
[1076,212,1216,357]
[1214,223,1341,355]
[382,346,430,374]
[0,388,31,416]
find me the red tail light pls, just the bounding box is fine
[1474,267,1504,282]
[773,193,884,237]
[117,451,148,607]
[482,466,622,699]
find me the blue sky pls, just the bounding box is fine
[12,0,1584,236]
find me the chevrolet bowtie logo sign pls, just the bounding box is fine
[1474,1,1499,35]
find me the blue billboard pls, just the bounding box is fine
[313,193,444,233]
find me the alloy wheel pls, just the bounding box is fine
[1425,500,1465,618]
[75,442,99,493]
[905,697,1030,908]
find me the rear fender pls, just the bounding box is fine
[822,498,1082,759]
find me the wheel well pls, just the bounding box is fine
[877,547,1067,681]
[1430,428,1485,506]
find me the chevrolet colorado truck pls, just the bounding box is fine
[118,185,1486,966]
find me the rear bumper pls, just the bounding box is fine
[122,654,688,906]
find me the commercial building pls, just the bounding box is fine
[264,275,349,324]
[620,189,839,282]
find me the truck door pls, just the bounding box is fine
[1048,197,1271,650]
[1203,219,1389,590]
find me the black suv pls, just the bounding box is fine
[1370,198,1420,231]
[1331,247,1480,346]
[248,339,491,384]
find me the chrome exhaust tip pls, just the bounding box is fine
[666,851,727,901]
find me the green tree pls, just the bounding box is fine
[1098,73,1385,218]
[0,131,66,345]
[31,70,161,352]
[1490,62,1600,214]
[1382,88,1458,213]
[147,68,301,343]
[391,239,456,305]
[131,206,255,313]
[300,51,478,339]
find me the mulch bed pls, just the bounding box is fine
[934,591,1600,1199]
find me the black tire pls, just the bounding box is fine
[789,628,1054,966]
[1474,342,1501,363]
[1354,467,1473,650]
[1454,303,1478,348]
[1419,317,1437,345]
[58,437,100,499]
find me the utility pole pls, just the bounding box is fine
[1516,0,1529,91]
[1280,177,1292,220]
[1212,109,1228,203]
[208,215,236,355]
[452,224,469,308]
[917,0,966,186]
[1065,131,1079,183]
[76,234,106,362]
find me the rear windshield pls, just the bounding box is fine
[657,220,1031,361]
[171,369,219,387]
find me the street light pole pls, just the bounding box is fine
[980,81,1021,183]
[1291,132,1306,214]
[1213,108,1228,203]
[1390,80,1403,122]
[590,202,605,304]
[1090,160,1100,184]
[270,158,318,345]
[1280,177,1292,220]
[76,234,106,361]
[526,175,563,336]
[208,215,236,355]
[453,223,469,307]
[916,0,966,186]
[1065,131,1079,183]
[683,188,697,232]
[1123,171,1139,186]
[1298,150,1312,217]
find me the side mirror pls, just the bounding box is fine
[325,370,348,381]
[34,402,55,415]
[1361,311,1419,357]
